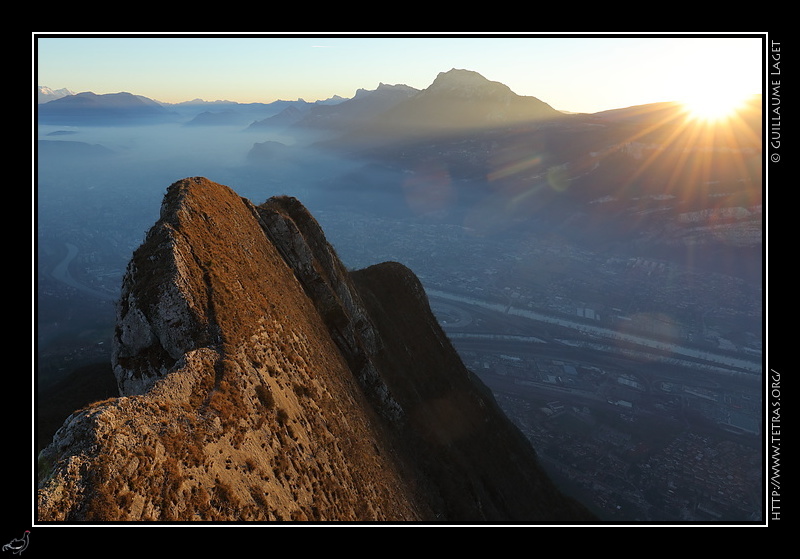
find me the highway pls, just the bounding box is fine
[427,288,762,376]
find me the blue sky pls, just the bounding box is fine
[35,33,765,114]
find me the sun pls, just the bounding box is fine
[680,88,750,123]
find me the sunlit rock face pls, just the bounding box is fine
[38,177,595,523]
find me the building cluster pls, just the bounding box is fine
[495,386,762,522]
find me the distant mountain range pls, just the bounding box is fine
[37,69,565,130]
[37,91,179,125]
[36,84,349,126]
[37,70,763,258]
[246,82,420,134]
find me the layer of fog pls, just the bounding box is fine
[35,117,763,392]
[36,118,417,386]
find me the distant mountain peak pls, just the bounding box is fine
[421,69,541,109]
[37,85,75,104]
[427,68,510,94]
[353,82,419,99]
[332,68,563,147]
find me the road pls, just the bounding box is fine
[427,289,762,375]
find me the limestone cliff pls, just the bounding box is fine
[37,177,593,523]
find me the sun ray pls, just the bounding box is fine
[583,91,761,235]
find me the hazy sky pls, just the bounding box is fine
[34,33,765,114]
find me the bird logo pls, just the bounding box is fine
[2,531,29,555]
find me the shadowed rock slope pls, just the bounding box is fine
[37,177,594,523]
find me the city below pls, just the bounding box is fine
[322,206,763,522]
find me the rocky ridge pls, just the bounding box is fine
[37,177,594,523]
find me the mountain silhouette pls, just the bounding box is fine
[38,91,178,125]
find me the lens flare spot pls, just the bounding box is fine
[487,153,543,183]
[614,312,682,361]
[546,165,570,192]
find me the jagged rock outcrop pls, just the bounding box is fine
[37,177,594,523]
